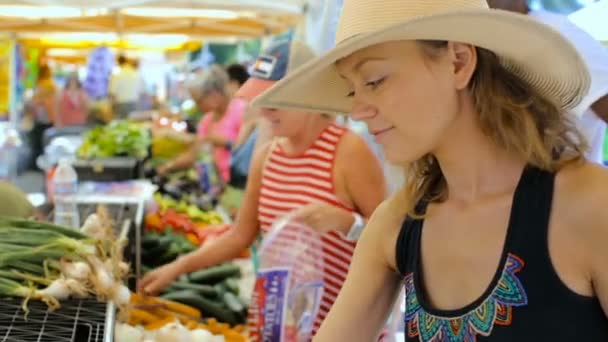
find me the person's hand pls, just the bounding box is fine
[138,261,183,296]
[292,203,354,235]
[156,164,170,177]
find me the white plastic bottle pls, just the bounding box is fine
[53,158,80,228]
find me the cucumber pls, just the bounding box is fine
[141,234,160,249]
[142,238,171,257]
[189,264,241,284]
[158,250,179,264]
[161,290,238,325]
[161,289,198,301]
[178,274,190,283]
[222,292,244,313]
[223,278,240,296]
[170,282,218,297]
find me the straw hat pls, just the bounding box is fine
[252,0,590,116]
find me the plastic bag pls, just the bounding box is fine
[249,216,325,342]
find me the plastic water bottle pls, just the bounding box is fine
[53,158,80,228]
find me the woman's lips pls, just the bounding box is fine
[372,126,395,137]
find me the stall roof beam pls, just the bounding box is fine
[0,0,305,14]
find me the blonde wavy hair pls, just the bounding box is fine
[394,40,587,217]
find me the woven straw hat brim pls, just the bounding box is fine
[252,9,590,116]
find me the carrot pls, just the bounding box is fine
[224,330,246,342]
[130,292,156,305]
[128,309,161,325]
[185,320,200,330]
[234,325,245,333]
[148,307,174,319]
[144,316,175,330]
[217,323,230,333]
[207,318,221,334]
[156,298,202,319]
[186,233,200,245]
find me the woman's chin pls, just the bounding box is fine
[383,147,422,166]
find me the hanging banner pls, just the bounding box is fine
[0,38,13,116]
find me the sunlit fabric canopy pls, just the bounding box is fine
[0,1,303,37]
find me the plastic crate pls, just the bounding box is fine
[73,157,143,182]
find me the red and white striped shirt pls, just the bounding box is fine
[248,123,357,340]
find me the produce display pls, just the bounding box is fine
[141,228,199,270]
[152,171,209,207]
[0,209,131,315]
[78,121,151,159]
[153,193,223,225]
[116,293,247,342]
[140,226,249,326]
[160,264,248,326]
[144,193,240,248]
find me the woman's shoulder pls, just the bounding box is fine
[554,161,608,233]
[363,192,408,271]
[334,127,374,155]
[226,98,247,118]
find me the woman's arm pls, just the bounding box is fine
[340,131,388,217]
[293,131,387,235]
[175,142,270,273]
[157,144,197,176]
[140,142,272,294]
[580,166,608,316]
[314,198,404,341]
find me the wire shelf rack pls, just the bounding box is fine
[0,298,114,342]
[0,202,138,342]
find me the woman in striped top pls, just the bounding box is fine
[139,40,386,338]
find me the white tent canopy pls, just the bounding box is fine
[0,0,305,14]
[0,0,305,38]
[569,0,608,41]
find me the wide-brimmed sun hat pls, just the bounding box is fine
[251,0,590,116]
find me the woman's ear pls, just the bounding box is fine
[447,42,477,91]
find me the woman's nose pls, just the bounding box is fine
[350,102,377,122]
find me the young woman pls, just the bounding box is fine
[56,74,89,128]
[140,41,387,338]
[253,1,608,341]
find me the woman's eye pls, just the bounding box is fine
[345,76,386,98]
[365,77,386,90]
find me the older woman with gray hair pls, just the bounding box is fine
[157,65,246,183]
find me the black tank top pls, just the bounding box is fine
[395,166,608,341]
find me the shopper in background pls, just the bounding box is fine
[219,64,270,213]
[140,40,387,338]
[109,55,142,119]
[252,0,608,340]
[225,63,250,97]
[488,0,608,165]
[157,65,246,183]
[29,64,57,169]
[55,74,89,128]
